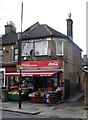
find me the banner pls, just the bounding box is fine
[21,59,63,69]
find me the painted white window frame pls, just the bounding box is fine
[56,41,64,55]
[22,42,33,56]
[14,48,18,61]
[35,41,48,56]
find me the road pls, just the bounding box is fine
[1,110,86,120]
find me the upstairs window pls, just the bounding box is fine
[35,41,48,55]
[56,41,64,55]
[22,42,33,56]
[14,48,18,61]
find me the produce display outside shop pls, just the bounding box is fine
[28,88,60,103]
[7,85,28,100]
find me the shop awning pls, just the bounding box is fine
[5,70,62,77]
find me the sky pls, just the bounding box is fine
[0,0,87,55]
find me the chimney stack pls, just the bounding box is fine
[5,21,16,34]
[66,13,73,40]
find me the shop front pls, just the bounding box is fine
[5,59,64,103]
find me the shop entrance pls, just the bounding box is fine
[34,77,47,90]
[34,72,60,91]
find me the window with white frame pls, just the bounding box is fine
[35,41,48,55]
[56,41,63,55]
[22,42,33,56]
[14,48,18,61]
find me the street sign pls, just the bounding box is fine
[16,65,24,69]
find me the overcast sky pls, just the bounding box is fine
[0,0,87,55]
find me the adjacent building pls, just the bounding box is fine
[82,55,88,105]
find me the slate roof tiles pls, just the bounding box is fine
[23,24,67,40]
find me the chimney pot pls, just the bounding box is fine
[68,13,71,19]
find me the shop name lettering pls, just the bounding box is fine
[22,64,37,67]
[48,62,58,66]
[22,61,61,68]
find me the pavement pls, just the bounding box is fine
[0,100,88,119]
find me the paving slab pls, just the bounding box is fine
[0,100,88,119]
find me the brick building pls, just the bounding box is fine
[2,21,18,73]
[1,15,82,99]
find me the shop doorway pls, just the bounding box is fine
[34,77,47,90]
[33,73,60,91]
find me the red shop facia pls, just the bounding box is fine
[5,59,64,103]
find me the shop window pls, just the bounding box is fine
[22,42,33,56]
[8,76,17,86]
[35,41,48,56]
[0,71,4,86]
[47,78,54,88]
[22,77,34,90]
[47,74,59,89]
[56,41,64,55]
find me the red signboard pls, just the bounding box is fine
[6,67,16,72]
[5,70,61,77]
[21,59,63,69]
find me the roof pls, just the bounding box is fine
[22,23,82,51]
[2,32,18,45]
[2,22,39,45]
[1,22,82,51]
[22,22,39,36]
[2,22,67,44]
[23,24,67,40]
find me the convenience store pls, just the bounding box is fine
[5,59,64,103]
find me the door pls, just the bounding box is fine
[64,79,70,99]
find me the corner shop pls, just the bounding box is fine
[5,59,64,103]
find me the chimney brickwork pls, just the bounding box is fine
[5,21,16,34]
[66,13,73,40]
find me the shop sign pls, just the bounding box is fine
[21,59,63,69]
[16,65,24,69]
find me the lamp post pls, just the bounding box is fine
[18,33,22,109]
[18,1,23,109]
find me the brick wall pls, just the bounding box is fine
[64,40,82,96]
[3,44,16,63]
